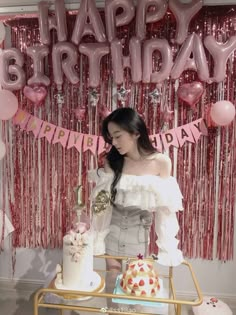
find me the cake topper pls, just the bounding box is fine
[137,253,144,260]
[73,185,85,222]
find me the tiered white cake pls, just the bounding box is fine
[55,222,99,291]
[62,229,94,290]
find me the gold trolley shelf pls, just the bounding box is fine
[34,255,203,315]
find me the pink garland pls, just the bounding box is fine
[1,7,235,261]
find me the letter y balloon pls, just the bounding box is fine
[169,0,203,45]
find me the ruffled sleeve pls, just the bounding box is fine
[88,169,113,255]
[153,176,183,213]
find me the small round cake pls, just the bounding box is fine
[120,259,160,297]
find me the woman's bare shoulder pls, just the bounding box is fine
[146,152,172,178]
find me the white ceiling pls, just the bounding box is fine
[0,0,235,14]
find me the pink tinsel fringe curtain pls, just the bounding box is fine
[1,6,236,261]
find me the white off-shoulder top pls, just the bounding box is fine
[89,168,184,266]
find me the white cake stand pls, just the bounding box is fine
[52,271,105,301]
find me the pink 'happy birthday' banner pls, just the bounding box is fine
[12,109,208,154]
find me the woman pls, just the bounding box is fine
[89,107,183,271]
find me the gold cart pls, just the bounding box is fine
[34,255,203,315]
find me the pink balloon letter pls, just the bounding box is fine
[171,33,209,82]
[169,0,203,45]
[142,39,173,83]
[38,0,67,45]
[204,35,236,83]
[52,42,79,88]
[111,37,142,84]
[105,0,135,42]
[0,48,25,91]
[71,0,106,45]
[26,45,50,86]
[79,43,110,88]
[136,0,167,40]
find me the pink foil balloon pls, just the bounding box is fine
[52,42,79,88]
[23,85,47,106]
[38,0,67,45]
[177,81,204,108]
[111,36,142,84]
[171,33,209,82]
[0,89,18,120]
[169,0,203,45]
[26,45,50,86]
[142,38,173,83]
[79,43,110,88]
[135,0,167,40]
[210,100,235,126]
[71,0,106,45]
[204,35,236,83]
[0,48,25,90]
[105,0,135,42]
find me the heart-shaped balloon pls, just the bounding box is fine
[177,81,204,108]
[74,108,86,121]
[23,85,47,106]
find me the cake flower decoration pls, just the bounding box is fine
[65,227,89,262]
[72,222,87,234]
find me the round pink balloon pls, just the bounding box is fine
[0,139,6,160]
[210,100,235,126]
[0,89,18,120]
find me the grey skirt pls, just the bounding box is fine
[105,205,152,257]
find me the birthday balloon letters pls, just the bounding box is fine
[1,0,236,90]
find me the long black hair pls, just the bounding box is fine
[102,107,156,201]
